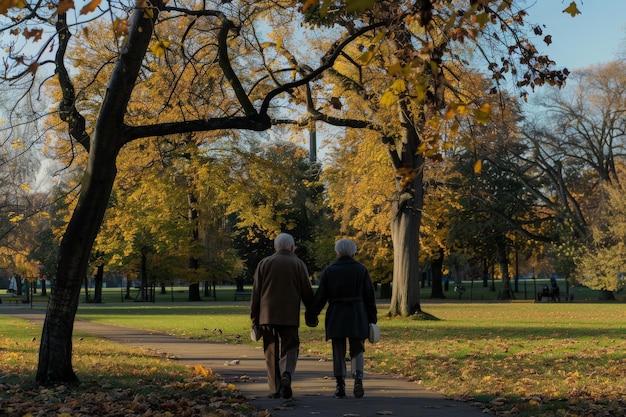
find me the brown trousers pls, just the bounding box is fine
[262,325,300,394]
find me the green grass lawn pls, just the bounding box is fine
[3,298,625,416]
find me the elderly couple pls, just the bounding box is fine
[250,233,378,400]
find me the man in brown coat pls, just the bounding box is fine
[250,233,315,399]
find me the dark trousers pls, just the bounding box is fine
[262,325,299,394]
[331,337,364,378]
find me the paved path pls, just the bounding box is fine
[2,307,486,417]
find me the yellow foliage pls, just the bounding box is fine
[80,0,101,15]
[474,103,491,124]
[387,63,403,77]
[390,79,405,94]
[473,159,482,174]
[0,0,26,14]
[563,1,581,17]
[358,50,374,65]
[380,90,396,107]
[473,12,490,28]
[56,0,75,15]
[150,40,170,58]
[113,19,129,37]
[193,364,213,378]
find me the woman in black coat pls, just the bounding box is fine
[309,239,377,399]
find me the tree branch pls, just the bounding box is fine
[56,13,91,152]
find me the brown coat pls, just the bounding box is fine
[250,250,314,327]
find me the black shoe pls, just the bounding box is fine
[334,376,346,398]
[353,378,364,398]
[280,372,292,399]
[268,392,281,399]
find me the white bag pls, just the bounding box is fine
[250,325,261,342]
[368,323,380,343]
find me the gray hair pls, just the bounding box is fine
[335,239,357,257]
[274,233,295,251]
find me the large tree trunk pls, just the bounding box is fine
[36,155,118,385]
[36,4,157,385]
[430,248,446,299]
[187,192,202,302]
[388,99,425,317]
[389,195,422,316]
[93,264,104,303]
[139,252,149,302]
[496,234,514,300]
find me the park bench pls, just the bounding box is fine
[536,290,573,302]
[0,297,23,305]
[233,291,251,301]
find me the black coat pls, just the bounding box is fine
[312,256,377,340]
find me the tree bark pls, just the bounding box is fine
[36,154,118,384]
[388,100,425,316]
[496,234,514,300]
[430,248,446,299]
[36,3,158,385]
[93,264,104,303]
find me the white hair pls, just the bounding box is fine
[274,233,295,251]
[335,239,357,257]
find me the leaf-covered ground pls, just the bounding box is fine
[0,365,268,417]
[0,317,268,417]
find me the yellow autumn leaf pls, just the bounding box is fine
[11,140,24,149]
[563,1,581,17]
[475,103,491,125]
[380,90,396,107]
[150,40,170,59]
[275,37,282,51]
[358,50,374,65]
[80,0,101,14]
[56,0,75,15]
[474,159,483,174]
[113,19,128,37]
[372,31,385,43]
[474,12,490,27]
[20,183,31,191]
[387,63,403,77]
[443,107,455,120]
[390,79,405,94]
[9,213,24,223]
[193,364,212,377]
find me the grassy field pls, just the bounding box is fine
[2,297,625,416]
[75,300,626,416]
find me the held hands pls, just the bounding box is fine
[305,310,319,328]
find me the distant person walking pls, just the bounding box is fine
[308,238,377,399]
[250,233,315,399]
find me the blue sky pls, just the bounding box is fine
[525,1,626,70]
